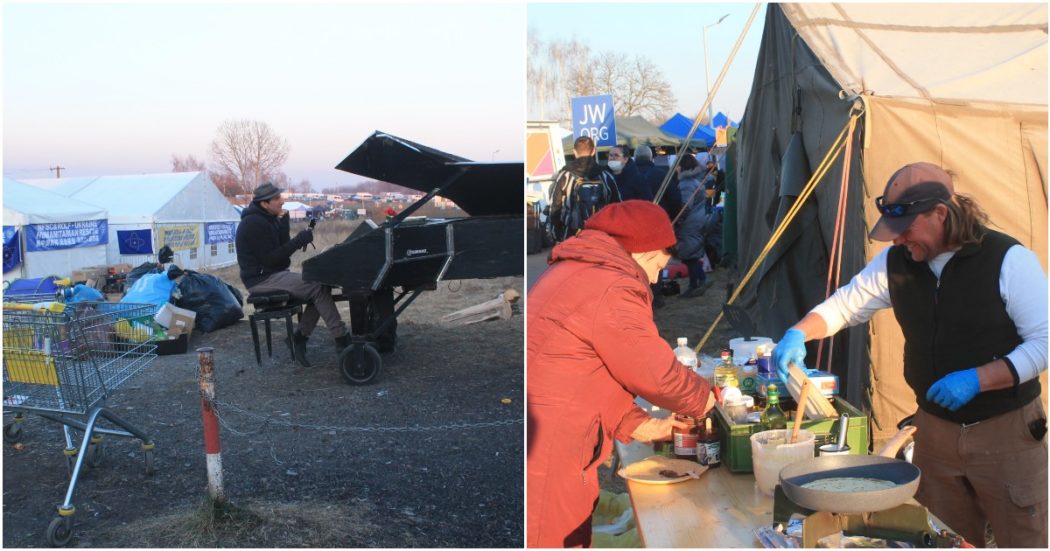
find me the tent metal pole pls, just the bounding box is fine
[653,3,761,205]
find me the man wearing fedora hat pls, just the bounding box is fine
[771,162,1047,547]
[236,182,350,366]
[527,200,715,548]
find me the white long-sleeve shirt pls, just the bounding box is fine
[811,245,1048,383]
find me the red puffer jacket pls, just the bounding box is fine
[526,230,711,548]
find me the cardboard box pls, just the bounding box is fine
[154,303,196,336]
[71,266,107,283]
[109,263,133,275]
[155,333,189,355]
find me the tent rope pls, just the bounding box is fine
[693,112,860,354]
[814,112,860,371]
[653,3,762,206]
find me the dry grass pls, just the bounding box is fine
[105,498,386,548]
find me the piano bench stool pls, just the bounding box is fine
[247,291,306,365]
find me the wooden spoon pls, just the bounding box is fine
[790,379,810,444]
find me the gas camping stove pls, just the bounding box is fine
[771,485,967,547]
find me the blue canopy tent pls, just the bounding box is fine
[711,112,740,129]
[658,113,715,147]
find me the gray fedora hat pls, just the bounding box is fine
[253,182,284,202]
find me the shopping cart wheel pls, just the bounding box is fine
[86,443,104,468]
[143,448,156,475]
[3,422,24,443]
[47,516,73,547]
[338,342,382,385]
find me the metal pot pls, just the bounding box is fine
[778,426,919,514]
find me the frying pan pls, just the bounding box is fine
[778,426,919,514]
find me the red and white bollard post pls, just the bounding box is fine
[196,347,226,503]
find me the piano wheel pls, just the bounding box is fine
[338,342,382,385]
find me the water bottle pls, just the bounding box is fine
[674,337,698,371]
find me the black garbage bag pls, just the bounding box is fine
[125,261,162,289]
[175,271,244,333]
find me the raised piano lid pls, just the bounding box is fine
[334,131,521,217]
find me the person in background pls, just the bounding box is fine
[772,162,1047,548]
[527,200,714,548]
[701,157,719,208]
[235,182,351,367]
[607,144,650,201]
[673,154,712,298]
[548,136,621,243]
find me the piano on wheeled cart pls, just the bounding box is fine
[302,131,522,385]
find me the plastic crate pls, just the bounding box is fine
[714,395,869,473]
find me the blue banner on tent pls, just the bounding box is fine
[26,220,108,252]
[3,226,22,273]
[117,229,154,255]
[204,222,237,244]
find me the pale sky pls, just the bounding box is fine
[3,2,525,188]
[527,2,765,124]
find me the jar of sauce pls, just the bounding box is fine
[672,414,700,461]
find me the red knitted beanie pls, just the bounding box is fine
[584,200,677,253]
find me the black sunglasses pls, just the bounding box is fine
[874,196,942,217]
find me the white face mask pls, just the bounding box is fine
[608,160,624,172]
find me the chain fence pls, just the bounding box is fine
[211,399,523,437]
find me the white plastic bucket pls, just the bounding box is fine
[750,429,815,496]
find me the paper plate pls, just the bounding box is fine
[618,455,708,484]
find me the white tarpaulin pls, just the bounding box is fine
[3,178,109,281]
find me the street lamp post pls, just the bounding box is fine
[703,13,730,124]
[491,149,501,161]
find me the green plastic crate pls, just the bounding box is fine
[714,396,869,473]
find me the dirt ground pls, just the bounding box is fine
[3,218,524,548]
[528,250,742,495]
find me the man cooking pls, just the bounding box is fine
[527,200,714,548]
[772,162,1047,547]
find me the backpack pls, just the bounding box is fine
[560,174,611,240]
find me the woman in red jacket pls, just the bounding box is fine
[527,200,714,548]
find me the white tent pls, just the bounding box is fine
[24,172,240,271]
[737,4,1047,443]
[283,201,311,220]
[3,178,110,283]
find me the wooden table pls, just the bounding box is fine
[614,401,958,548]
[616,437,773,547]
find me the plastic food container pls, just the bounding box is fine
[750,429,815,496]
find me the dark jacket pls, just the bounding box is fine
[527,229,711,547]
[637,158,680,221]
[675,167,711,260]
[612,159,652,201]
[235,202,304,288]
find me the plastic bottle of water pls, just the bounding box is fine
[674,337,698,372]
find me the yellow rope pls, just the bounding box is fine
[694,113,860,353]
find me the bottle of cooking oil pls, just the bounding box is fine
[760,384,787,431]
[715,348,735,388]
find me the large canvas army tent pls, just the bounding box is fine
[735,4,1047,443]
[23,172,241,271]
[3,178,109,282]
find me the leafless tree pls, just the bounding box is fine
[528,30,591,125]
[531,29,676,124]
[209,119,290,194]
[170,154,206,173]
[569,51,676,122]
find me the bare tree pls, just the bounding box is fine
[209,119,291,194]
[528,29,592,125]
[171,154,207,173]
[569,51,676,122]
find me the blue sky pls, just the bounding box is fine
[3,2,525,188]
[527,2,765,124]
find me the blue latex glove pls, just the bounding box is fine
[926,368,981,411]
[773,328,807,383]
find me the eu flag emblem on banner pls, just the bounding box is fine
[3,226,21,273]
[117,229,153,255]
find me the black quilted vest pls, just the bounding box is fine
[887,228,1038,424]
